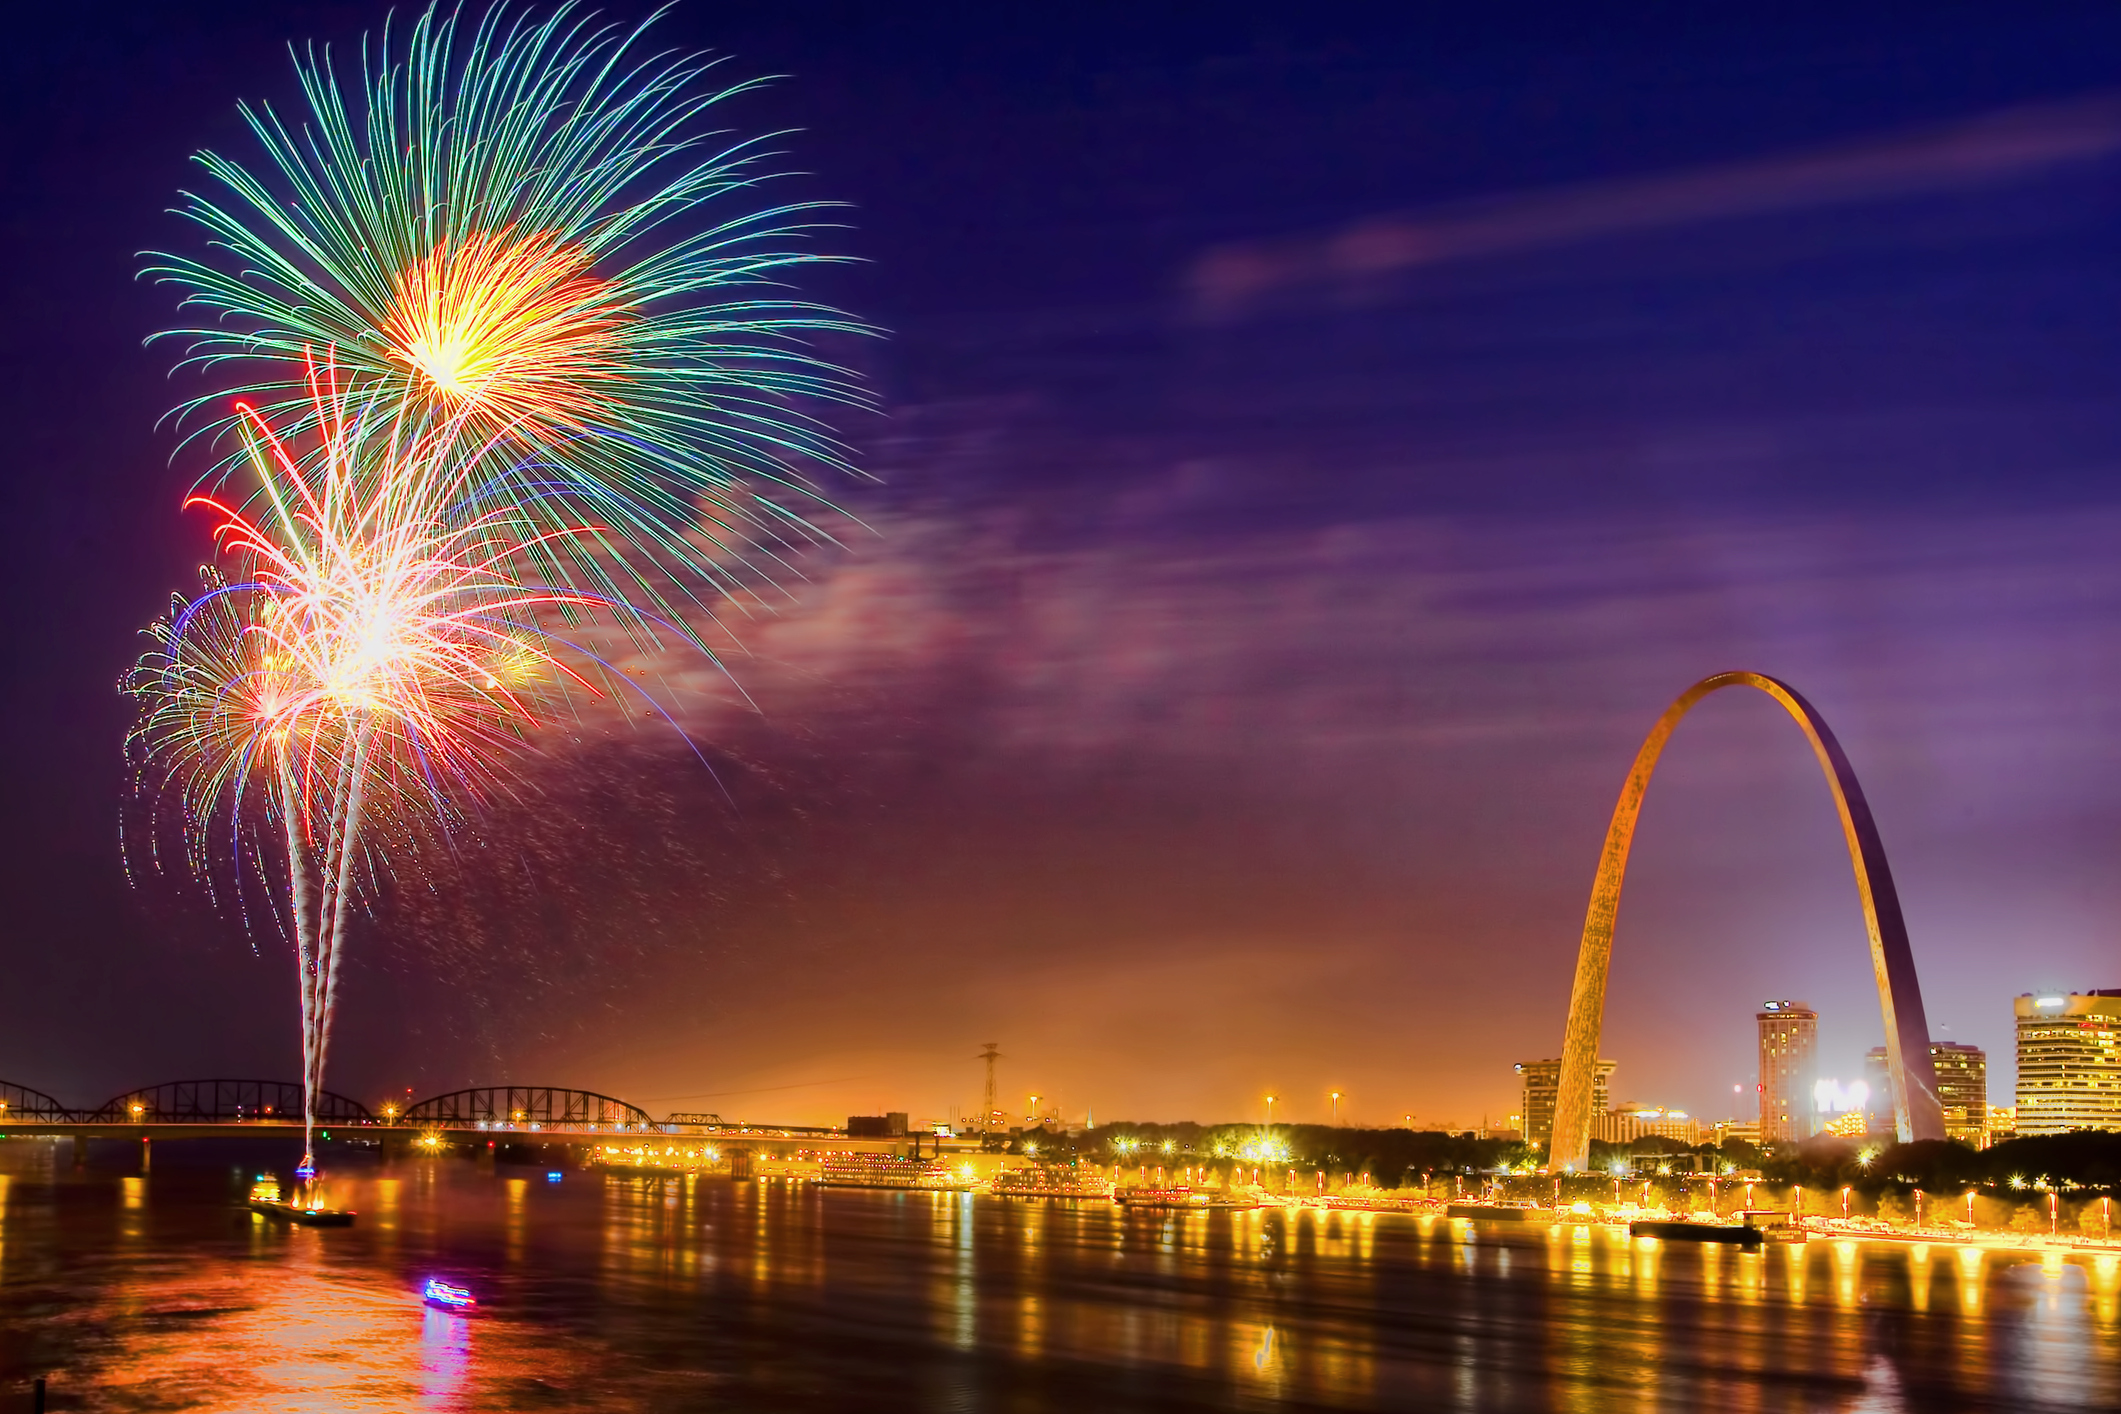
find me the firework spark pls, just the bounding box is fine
[130,354,677,1166]
[147,1,875,640]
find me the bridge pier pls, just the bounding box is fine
[729,1148,754,1180]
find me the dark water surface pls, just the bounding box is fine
[1,1148,2117,1412]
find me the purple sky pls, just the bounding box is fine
[4,4,2120,1128]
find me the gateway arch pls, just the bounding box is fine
[1548,672,1945,1172]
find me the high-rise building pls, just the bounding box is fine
[2016,991,2121,1135]
[1865,1041,1988,1145]
[1930,1042,1988,1146]
[1515,1058,1614,1150]
[1758,1000,1818,1143]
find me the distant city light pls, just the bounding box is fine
[1812,1078,1869,1114]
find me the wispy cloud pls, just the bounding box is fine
[1190,95,2121,317]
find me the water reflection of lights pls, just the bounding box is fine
[1957,1247,1985,1314]
[1832,1240,1861,1309]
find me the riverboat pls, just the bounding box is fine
[990,1168,1115,1199]
[247,1177,356,1227]
[815,1154,970,1191]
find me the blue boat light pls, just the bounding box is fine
[423,1278,477,1309]
[546,1171,563,1182]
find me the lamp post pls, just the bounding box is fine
[1265,1095,1277,1126]
[1331,1092,1341,1125]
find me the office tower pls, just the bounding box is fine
[1929,1042,1988,1146]
[1758,1000,1818,1142]
[1515,1057,1614,1149]
[2015,991,2121,1135]
[1863,1040,1986,1144]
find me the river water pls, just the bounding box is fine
[0,1146,2115,1412]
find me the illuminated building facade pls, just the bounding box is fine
[1593,1104,1700,1146]
[1517,1058,1613,1151]
[2015,991,2121,1135]
[1758,1000,1818,1142]
[1712,1119,1760,1147]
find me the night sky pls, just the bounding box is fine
[5,3,2121,1131]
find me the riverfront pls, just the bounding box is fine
[1,1147,2115,1412]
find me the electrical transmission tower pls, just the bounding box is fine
[978,1043,1002,1136]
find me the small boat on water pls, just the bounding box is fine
[247,1177,357,1227]
[423,1278,477,1311]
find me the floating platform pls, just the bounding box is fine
[249,1198,357,1226]
[1117,1188,1259,1211]
[1629,1219,1762,1247]
[246,1177,356,1227]
[1447,1202,1555,1223]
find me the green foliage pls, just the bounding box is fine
[1086,1122,1520,1187]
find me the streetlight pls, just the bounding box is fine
[1265,1095,1277,1126]
[1330,1092,1342,1125]
[1029,1094,1041,1124]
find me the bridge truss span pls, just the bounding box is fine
[82,1079,375,1125]
[400,1086,653,1132]
[0,1079,76,1122]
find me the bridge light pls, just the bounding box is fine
[130,1104,143,1118]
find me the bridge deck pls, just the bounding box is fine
[0,1120,944,1152]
